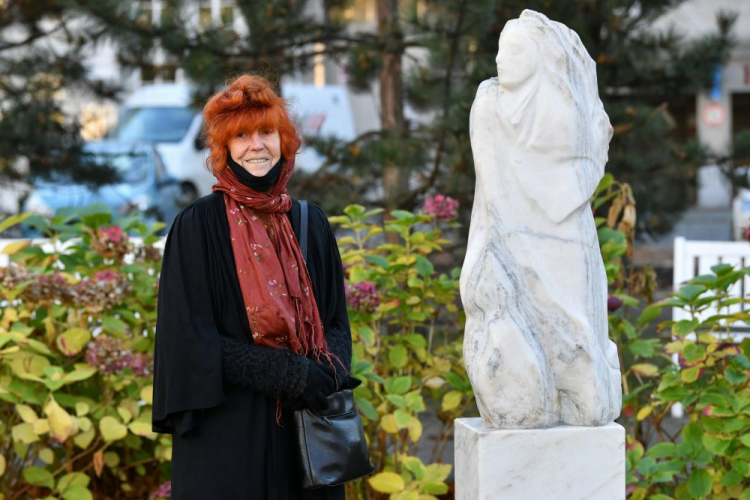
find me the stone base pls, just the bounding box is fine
[454,418,625,500]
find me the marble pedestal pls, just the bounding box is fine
[454,418,625,500]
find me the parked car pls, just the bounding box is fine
[22,141,184,235]
[106,83,213,202]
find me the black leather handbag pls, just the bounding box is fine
[293,389,376,489]
[294,200,375,489]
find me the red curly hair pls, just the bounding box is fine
[202,74,301,174]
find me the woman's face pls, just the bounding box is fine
[227,128,281,176]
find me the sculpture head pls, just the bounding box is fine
[495,23,537,91]
[495,10,614,223]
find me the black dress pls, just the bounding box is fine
[151,191,350,500]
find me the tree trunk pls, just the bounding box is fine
[376,0,409,214]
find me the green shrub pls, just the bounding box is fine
[597,174,750,500]
[0,209,168,500]
[330,204,472,500]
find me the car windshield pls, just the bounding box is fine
[108,107,196,143]
[81,152,149,184]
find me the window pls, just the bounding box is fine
[140,64,157,83]
[80,152,150,185]
[220,5,234,26]
[159,64,177,82]
[199,0,213,27]
[161,0,179,25]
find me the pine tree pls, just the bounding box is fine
[305,0,736,237]
[0,0,121,197]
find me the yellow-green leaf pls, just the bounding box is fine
[408,418,423,442]
[75,402,90,417]
[393,409,412,429]
[636,406,652,421]
[441,391,462,412]
[368,472,405,494]
[62,485,93,500]
[631,363,659,377]
[56,471,90,493]
[73,428,95,449]
[103,317,128,336]
[0,213,32,234]
[380,414,399,434]
[16,404,39,423]
[140,386,153,404]
[117,407,132,424]
[12,422,40,444]
[62,367,97,384]
[406,296,421,305]
[103,451,120,467]
[681,366,702,383]
[56,328,91,357]
[99,416,127,442]
[9,351,50,379]
[33,418,50,435]
[22,466,54,488]
[78,417,92,432]
[39,447,55,464]
[0,454,5,477]
[389,345,408,368]
[45,396,74,442]
[423,463,452,483]
[128,421,156,439]
[2,240,31,255]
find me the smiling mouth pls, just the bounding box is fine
[243,158,269,164]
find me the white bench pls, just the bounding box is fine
[672,236,750,337]
[670,237,750,417]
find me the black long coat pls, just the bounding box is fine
[152,192,350,500]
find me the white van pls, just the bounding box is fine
[108,82,357,201]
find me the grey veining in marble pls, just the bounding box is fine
[460,9,622,428]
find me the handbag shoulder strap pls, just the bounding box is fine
[300,200,308,265]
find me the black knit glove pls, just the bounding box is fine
[300,360,336,412]
[281,360,363,411]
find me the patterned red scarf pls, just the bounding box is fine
[212,156,335,369]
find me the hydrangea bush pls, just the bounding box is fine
[0,209,169,500]
[331,200,470,500]
[596,173,750,500]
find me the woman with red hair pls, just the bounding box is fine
[152,74,357,499]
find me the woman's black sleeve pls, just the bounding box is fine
[151,203,226,437]
[220,336,309,399]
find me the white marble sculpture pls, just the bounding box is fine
[461,9,622,428]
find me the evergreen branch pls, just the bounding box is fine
[297,130,384,191]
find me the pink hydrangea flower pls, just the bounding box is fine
[345,281,381,314]
[422,194,459,222]
[94,269,120,282]
[98,225,124,243]
[149,480,171,500]
[129,351,154,377]
[84,335,133,374]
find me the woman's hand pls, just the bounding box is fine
[282,360,362,412]
[312,360,362,391]
[299,360,336,412]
